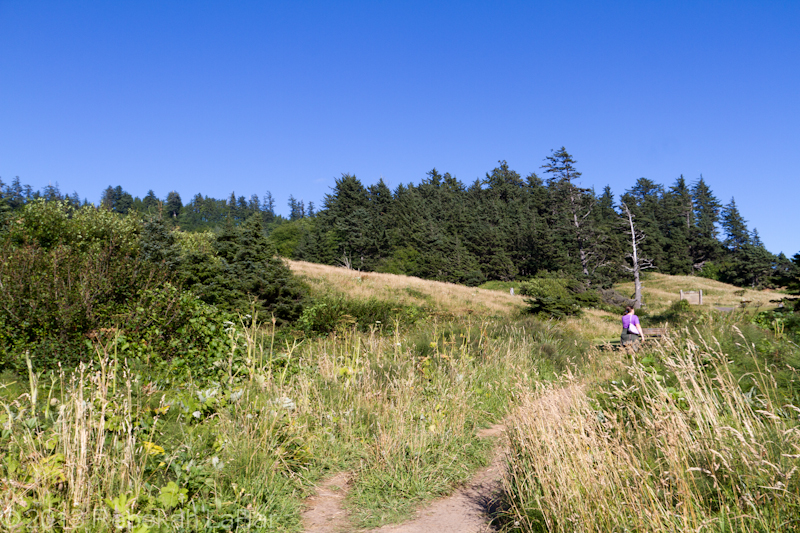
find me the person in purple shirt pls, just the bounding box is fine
[621,306,641,347]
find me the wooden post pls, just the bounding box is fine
[699,290,703,305]
[680,290,684,301]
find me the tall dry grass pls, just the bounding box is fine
[2,312,580,530]
[615,273,777,313]
[502,326,800,532]
[0,354,148,531]
[286,259,526,316]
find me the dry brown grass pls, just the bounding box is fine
[614,273,778,313]
[560,308,620,344]
[286,260,526,317]
[503,327,800,532]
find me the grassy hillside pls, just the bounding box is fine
[615,272,780,312]
[3,261,796,532]
[287,260,526,317]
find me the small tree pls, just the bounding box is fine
[621,202,653,309]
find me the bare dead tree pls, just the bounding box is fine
[621,202,654,309]
[339,252,353,270]
[568,186,595,277]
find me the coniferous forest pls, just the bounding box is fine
[6,148,791,290]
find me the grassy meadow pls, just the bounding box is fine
[614,272,779,312]
[2,262,798,532]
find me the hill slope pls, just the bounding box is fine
[286,260,526,317]
[614,273,780,312]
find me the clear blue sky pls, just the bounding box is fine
[1,1,798,255]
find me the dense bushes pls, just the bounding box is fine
[296,293,427,335]
[0,202,306,373]
[519,276,611,318]
[0,201,157,369]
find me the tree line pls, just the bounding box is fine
[2,147,798,291]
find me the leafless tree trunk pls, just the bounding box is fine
[566,186,594,277]
[339,253,353,270]
[621,202,653,309]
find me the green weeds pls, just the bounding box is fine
[0,313,572,531]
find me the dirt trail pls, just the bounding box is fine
[301,424,506,533]
[302,471,352,533]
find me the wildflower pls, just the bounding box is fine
[143,441,165,456]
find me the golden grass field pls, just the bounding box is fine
[614,272,779,312]
[286,259,527,316]
[287,261,784,346]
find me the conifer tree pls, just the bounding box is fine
[166,191,183,218]
[661,176,694,274]
[691,176,723,266]
[143,190,159,210]
[721,197,750,252]
[542,148,598,278]
[209,215,305,322]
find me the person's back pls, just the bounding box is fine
[621,306,641,347]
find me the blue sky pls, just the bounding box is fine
[1,1,798,255]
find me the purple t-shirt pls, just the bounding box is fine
[622,314,640,331]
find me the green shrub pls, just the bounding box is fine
[519,277,603,318]
[5,198,141,253]
[753,304,800,342]
[297,293,426,335]
[193,215,307,325]
[0,240,165,371]
[115,284,237,381]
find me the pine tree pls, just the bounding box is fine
[660,176,694,274]
[166,191,183,218]
[202,215,306,322]
[100,186,118,210]
[691,176,723,265]
[140,216,182,269]
[721,197,750,252]
[542,148,598,278]
[288,195,305,221]
[143,190,159,210]
[263,191,276,222]
[621,178,668,270]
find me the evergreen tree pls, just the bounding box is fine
[725,243,774,288]
[721,197,750,252]
[6,177,25,208]
[116,190,134,214]
[542,148,599,278]
[660,176,694,274]
[318,174,374,269]
[166,191,183,218]
[248,194,261,213]
[691,176,723,266]
[263,191,276,222]
[620,178,668,270]
[42,182,62,202]
[140,216,182,269]
[288,195,305,221]
[209,215,305,322]
[751,228,764,248]
[100,185,118,210]
[143,190,159,210]
[789,253,800,294]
